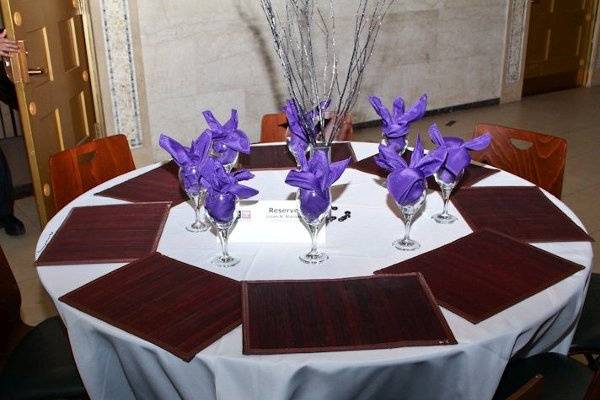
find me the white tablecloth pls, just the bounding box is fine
[36,142,593,400]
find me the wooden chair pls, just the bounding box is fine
[260,112,354,143]
[493,353,600,400]
[471,124,567,198]
[570,273,600,371]
[507,375,543,400]
[0,245,86,398]
[49,134,135,213]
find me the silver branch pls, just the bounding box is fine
[260,0,395,146]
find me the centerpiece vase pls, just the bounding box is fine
[309,142,332,161]
[309,143,333,218]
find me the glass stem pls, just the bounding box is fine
[403,213,414,241]
[198,204,206,224]
[441,185,452,217]
[309,223,319,255]
[194,196,202,224]
[218,226,230,258]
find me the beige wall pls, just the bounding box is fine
[133,0,507,160]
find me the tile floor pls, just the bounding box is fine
[1,87,599,326]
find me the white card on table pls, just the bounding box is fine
[228,200,325,244]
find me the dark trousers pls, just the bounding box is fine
[0,146,13,218]
[0,63,17,218]
[0,63,17,110]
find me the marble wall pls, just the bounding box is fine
[100,0,143,148]
[134,0,508,159]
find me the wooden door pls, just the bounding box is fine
[523,0,599,96]
[0,0,98,224]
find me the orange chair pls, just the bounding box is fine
[49,134,135,213]
[471,123,567,198]
[260,112,353,143]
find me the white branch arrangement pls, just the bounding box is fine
[260,0,396,146]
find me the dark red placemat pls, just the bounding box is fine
[451,186,593,242]
[375,229,585,323]
[96,161,187,207]
[60,252,241,362]
[36,202,170,266]
[350,155,387,178]
[238,142,356,170]
[349,149,412,178]
[350,153,499,190]
[242,274,456,355]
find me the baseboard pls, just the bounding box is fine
[353,98,500,130]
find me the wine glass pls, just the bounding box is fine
[381,136,408,155]
[431,170,464,224]
[178,166,209,232]
[206,193,240,267]
[222,151,239,172]
[286,135,306,169]
[393,189,426,251]
[297,189,330,264]
[211,145,239,172]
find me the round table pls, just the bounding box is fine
[36,142,593,400]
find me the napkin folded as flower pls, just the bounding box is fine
[284,99,331,159]
[159,131,212,193]
[378,136,446,205]
[202,109,251,165]
[428,124,491,184]
[201,159,258,223]
[285,150,351,221]
[369,94,427,149]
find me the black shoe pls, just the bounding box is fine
[0,215,25,236]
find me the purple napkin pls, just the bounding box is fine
[428,124,491,184]
[369,94,427,149]
[201,159,258,223]
[159,132,212,193]
[379,136,446,205]
[284,100,309,158]
[179,165,202,194]
[285,149,350,221]
[202,109,251,164]
[284,99,331,159]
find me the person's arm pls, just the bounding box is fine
[0,29,18,57]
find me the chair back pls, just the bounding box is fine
[49,134,135,213]
[260,112,353,143]
[507,375,543,400]
[0,245,22,359]
[472,124,567,198]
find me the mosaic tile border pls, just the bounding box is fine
[505,0,527,85]
[100,0,142,147]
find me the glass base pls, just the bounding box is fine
[393,238,420,251]
[431,213,457,224]
[299,251,329,264]
[186,221,210,232]
[210,254,240,268]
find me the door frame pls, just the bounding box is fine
[0,0,106,225]
[79,0,106,139]
[577,0,599,87]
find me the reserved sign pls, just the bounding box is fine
[229,200,326,244]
